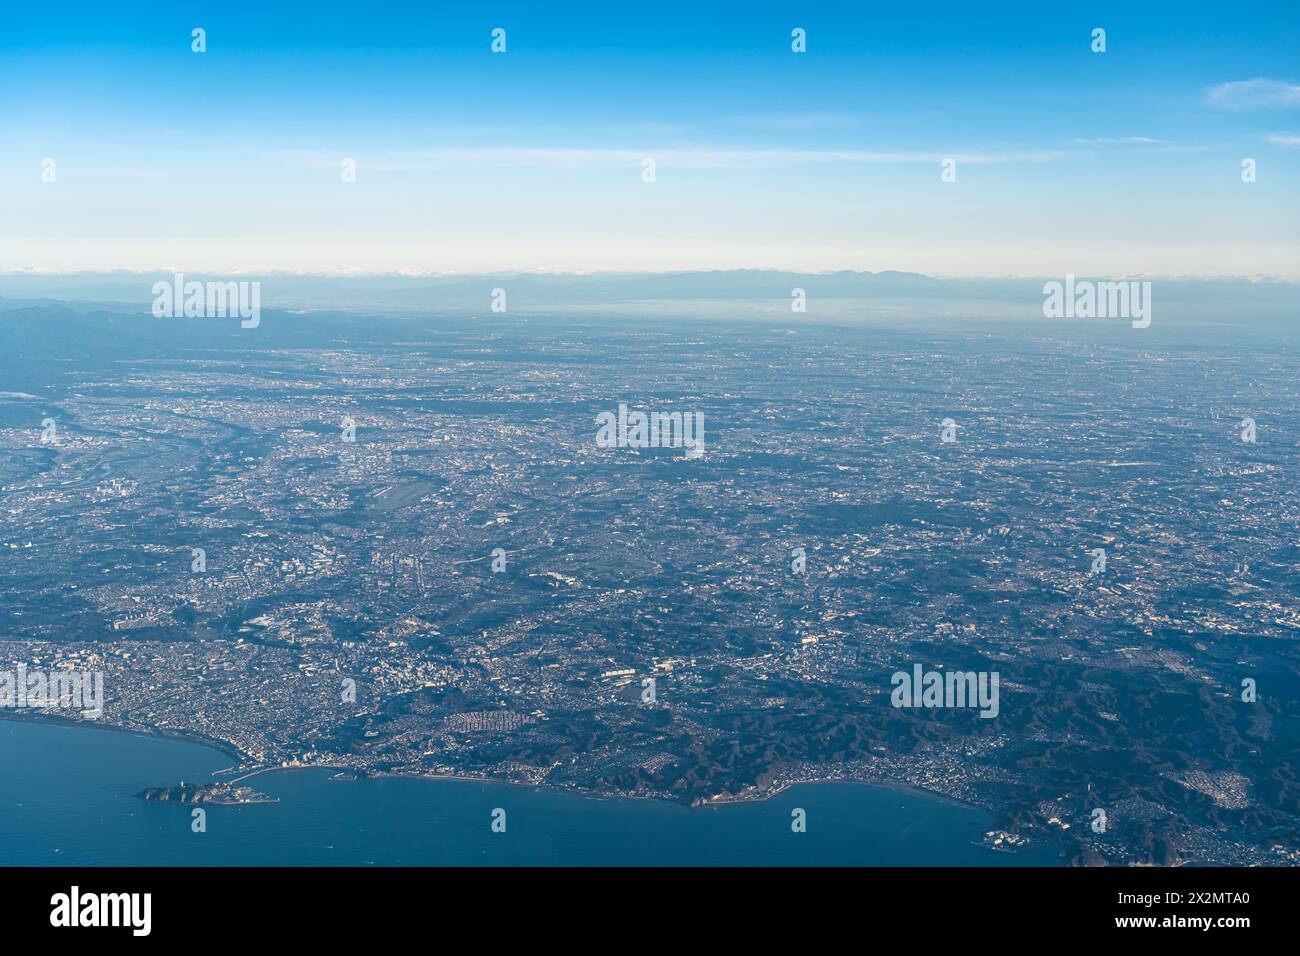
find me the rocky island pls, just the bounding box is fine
[136,781,278,806]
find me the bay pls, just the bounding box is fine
[0,720,1059,866]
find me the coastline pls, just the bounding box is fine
[697,775,994,816]
[1,713,1061,864]
[1,712,1003,826]
[208,747,998,823]
[0,710,248,766]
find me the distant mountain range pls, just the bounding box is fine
[1,270,1295,316]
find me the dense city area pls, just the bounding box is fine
[2,300,1297,866]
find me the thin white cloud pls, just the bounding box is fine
[68,169,245,182]
[266,145,1066,171]
[1206,78,1300,109]
[729,113,861,129]
[1069,139,1209,155]
[1070,136,1164,145]
[1267,133,1300,146]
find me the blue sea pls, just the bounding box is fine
[0,720,1059,866]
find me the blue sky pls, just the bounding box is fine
[2,0,1298,275]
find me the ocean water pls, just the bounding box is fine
[0,720,1059,866]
